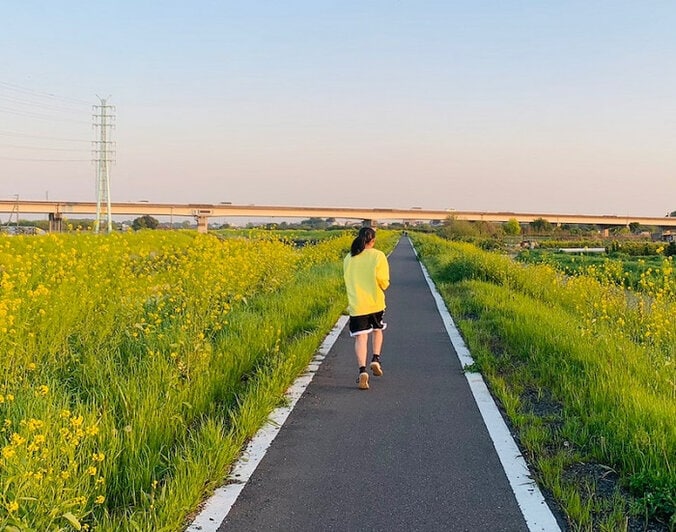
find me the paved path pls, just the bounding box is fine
[219,238,542,531]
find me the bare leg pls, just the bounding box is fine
[371,329,383,357]
[354,333,369,368]
[370,329,384,376]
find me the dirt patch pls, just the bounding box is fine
[521,387,563,420]
[562,461,619,499]
[561,461,670,532]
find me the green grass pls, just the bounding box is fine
[412,233,675,531]
[103,260,349,530]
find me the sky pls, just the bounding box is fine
[1,1,675,217]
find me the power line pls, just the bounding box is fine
[0,105,90,124]
[0,130,90,142]
[0,156,90,162]
[0,143,90,151]
[0,93,87,114]
[0,80,91,105]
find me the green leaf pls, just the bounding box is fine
[62,512,82,530]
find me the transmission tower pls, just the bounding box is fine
[92,96,116,233]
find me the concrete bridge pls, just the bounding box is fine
[1,199,675,233]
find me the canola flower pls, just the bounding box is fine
[0,229,355,529]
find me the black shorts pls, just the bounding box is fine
[349,311,387,337]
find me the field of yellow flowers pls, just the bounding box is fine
[411,233,675,531]
[0,230,396,531]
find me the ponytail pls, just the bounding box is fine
[350,227,376,256]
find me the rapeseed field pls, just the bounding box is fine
[0,230,398,530]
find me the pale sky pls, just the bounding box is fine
[2,1,675,217]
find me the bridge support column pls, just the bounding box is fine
[362,219,377,228]
[48,213,63,233]
[196,215,209,234]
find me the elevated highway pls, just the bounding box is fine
[1,199,675,233]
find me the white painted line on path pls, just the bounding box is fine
[411,239,562,532]
[185,315,349,532]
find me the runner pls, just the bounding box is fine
[343,227,390,389]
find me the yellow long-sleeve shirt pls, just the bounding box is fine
[343,248,390,316]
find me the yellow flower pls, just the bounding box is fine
[36,385,49,396]
[87,466,97,476]
[86,425,100,436]
[27,418,44,431]
[2,446,16,459]
[6,501,18,513]
[92,452,105,462]
[95,495,105,504]
[61,470,71,480]
[10,433,26,446]
[27,362,37,371]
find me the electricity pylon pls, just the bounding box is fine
[92,96,115,233]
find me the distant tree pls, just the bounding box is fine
[610,226,630,236]
[529,218,552,234]
[628,222,641,234]
[503,218,522,236]
[13,219,50,231]
[665,241,676,257]
[438,216,479,239]
[132,215,159,230]
[300,217,328,229]
[669,210,676,217]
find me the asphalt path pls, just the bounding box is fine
[220,238,530,531]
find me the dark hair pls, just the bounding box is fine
[350,227,376,256]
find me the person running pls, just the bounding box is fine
[343,226,390,390]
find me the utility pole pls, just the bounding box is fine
[92,96,115,233]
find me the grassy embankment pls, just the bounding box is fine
[411,232,675,531]
[0,229,396,531]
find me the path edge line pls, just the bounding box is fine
[410,238,561,532]
[185,315,349,532]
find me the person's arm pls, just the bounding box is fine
[376,253,390,291]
